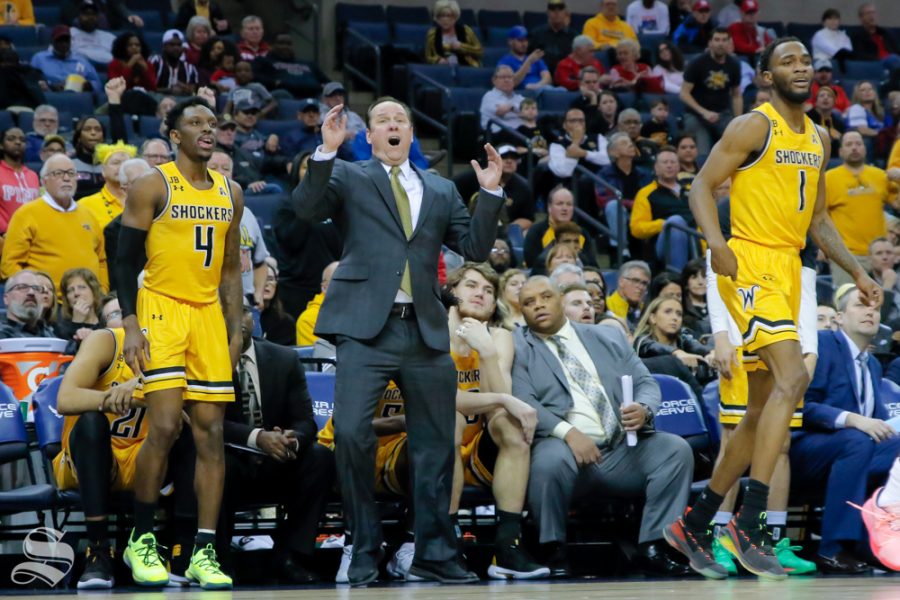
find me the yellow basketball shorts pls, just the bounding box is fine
[134,288,234,402]
[718,238,802,355]
[460,429,499,488]
[52,443,141,491]
[718,346,804,428]
[375,434,409,497]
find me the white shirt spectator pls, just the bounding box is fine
[650,64,684,94]
[626,0,670,35]
[71,26,116,64]
[548,134,610,177]
[811,27,853,61]
[480,87,525,131]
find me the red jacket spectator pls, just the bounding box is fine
[108,58,158,90]
[811,80,850,113]
[728,21,772,56]
[555,55,606,91]
[0,160,39,234]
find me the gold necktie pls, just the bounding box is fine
[390,166,413,297]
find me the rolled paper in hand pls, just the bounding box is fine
[622,375,637,447]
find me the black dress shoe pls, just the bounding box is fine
[634,543,694,577]
[407,558,479,583]
[279,555,319,584]
[815,551,871,575]
[348,548,384,587]
[541,543,571,578]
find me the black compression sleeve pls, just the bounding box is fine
[116,224,148,318]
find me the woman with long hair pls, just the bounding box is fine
[55,268,103,342]
[260,260,296,346]
[633,296,713,372]
[108,32,156,90]
[184,15,214,66]
[651,41,684,95]
[680,258,710,339]
[34,270,57,325]
[497,268,527,329]
[72,116,106,199]
[545,243,578,275]
[647,271,682,304]
[846,80,884,141]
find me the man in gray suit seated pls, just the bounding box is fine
[512,276,694,577]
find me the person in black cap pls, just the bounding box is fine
[61,0,143,31]
[71,0,116,64]
[528,0,575,75]
[320,81,365,138]
[281,99,327,158]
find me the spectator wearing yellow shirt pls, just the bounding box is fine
[629,147,697,271]
[583,0,637,50]
[1,154,108,292]
[825,131,900,287]
[295,261,338,346]
[77,141,137,230]
[888,137,900,183]
[0,0,35,25]
[606,259,650,329]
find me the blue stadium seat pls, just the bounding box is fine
[602,269,617,293]
[386,5,430,26]
[345,20,391,47]
[244,193,285,229]
[44,92,95,126]
[137,115,162,139]
[0,111,13,131]
[570,13,591,33]
[295,346,315,359]
[700,380,721,448]
[614,91,637,110]
[785,23,819,47]
[638,33,666,53]
[409,63,455,89]
[0,26,38,46]
[15,44,43,61]
[524,11,545,31]
[456,66,494,88]
[840,60,887,82]
[759,21,785,37]
[306,371,335,431]
[816,274,834,305]
[652,374,709,449]
[335,3,385,25]
[539,90,580,112]
[256,120,297,138]
[447,87,487,114]
[31,376,64,460]
[882,379,900,419]
[481,46,507,67]
[393,23,431,56]
[485,27,511,48]
[0,382,56,513]
[277,99,308,120]
[478,10,522,33]
[133,10,164,31]
[507,222,525,264]
[33,5,61,26]
[142,30,164,54]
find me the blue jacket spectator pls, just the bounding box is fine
[31,26,103,102]
[352,130,429,170]
[672,1,714,52]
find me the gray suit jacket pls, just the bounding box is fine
[512,322,661,440]
[292,157,503,351]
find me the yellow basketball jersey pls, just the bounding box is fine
[142,161,235,304]
[730,102,824,251]
[60,328,145,452]
[453,350,483,446]
[317,381,406,449]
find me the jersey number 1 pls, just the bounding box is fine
[194,225,214,268]
[797,169,807,212]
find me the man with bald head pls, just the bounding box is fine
[512,276,693,577]
[295,261,339,346]
[0,269,57,338]
[1,153,107,290]
[292,97,504,585]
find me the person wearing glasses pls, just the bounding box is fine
[0,154,108,292]
[606,260,651,329]
[0,270,58,338]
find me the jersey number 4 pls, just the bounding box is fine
[194,225,214,268]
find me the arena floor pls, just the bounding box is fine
[6,576,900,599]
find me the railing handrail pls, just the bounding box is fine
[344,26,382,97]
[571,164,627,265]
[407,68,455,176]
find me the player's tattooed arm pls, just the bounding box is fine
[221,180,245,368]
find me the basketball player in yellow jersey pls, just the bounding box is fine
[116,96,244,589]
[443,262,549,580]
[665,38,882,581]
[54,327,141,589]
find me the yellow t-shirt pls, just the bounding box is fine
[730,102,824,251]
[582,14,637,49]
[78,184,123,230]
[629,181,662,239]
[607,290,629,320]
[0,0,35,25]
[889,138,900,171]
[0,196,108,291]
[295,292,323,346]
[825,164,894,256]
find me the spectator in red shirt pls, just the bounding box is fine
[851,3,900,72]
[554,35,608,91]
[0,128,39,234]
[809,58,850,113]
[238,15,270,62]
[610,39,663,93]
[107,31,156,91]
[727,0,772,61]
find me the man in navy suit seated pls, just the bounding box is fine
[790,284,900,575]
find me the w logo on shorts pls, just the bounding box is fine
[738,285,761,311]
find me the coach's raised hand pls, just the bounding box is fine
[472,143,503,192]
[321,104,348,155]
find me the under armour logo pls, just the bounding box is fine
[738,285,761,311]
[173,185,184,192]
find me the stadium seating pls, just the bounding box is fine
[335,2,385,25]
[0,111,13,132]
[481,46,508,67]
[133,9,164,31]
[137,115,163,139]
[652,374,709,451]
[306,371,335,431]
[882,378,900,419]
[0,25,38,46]
[0,383,56,515]
[244,193,285,229]
[478,10,522,34]
[456,66,494,88]
[31,376,64,462]
[386,5,430,26]
[539,90,581,112]
[255,119,298,138]
[276,99,308,120]
[33,5,61,26]
[44,92,95,126]
[840,60,888,82]
[393,23,431,57]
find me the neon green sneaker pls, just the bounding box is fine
[712,536,738,576]
[774,538,817,575]
[123,530,169,586]
[185,543,233,590]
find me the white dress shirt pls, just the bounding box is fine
[835,328,875,428]
[538,320,612,443]
[548,134,610,178]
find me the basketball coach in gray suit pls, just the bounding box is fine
[512,277,694,577]
[292,98,504,586]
